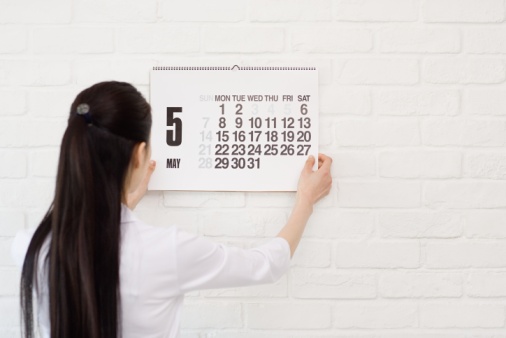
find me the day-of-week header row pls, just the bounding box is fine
[200,95,311,102]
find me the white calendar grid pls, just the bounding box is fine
[149,68,318,191]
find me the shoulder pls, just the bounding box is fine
[120,204,181,262]
[121,204,175,233]
[11,227,37,268]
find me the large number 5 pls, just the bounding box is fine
[166,107,183,146]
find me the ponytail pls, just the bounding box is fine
[21,82,151,338]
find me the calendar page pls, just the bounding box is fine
[148,66,318,191]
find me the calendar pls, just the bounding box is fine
[148,66,318,191]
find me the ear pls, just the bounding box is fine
[132,142,147,169]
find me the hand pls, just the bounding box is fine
[296,153,332,206]
[277,154,333,256]
[127,160,156,210]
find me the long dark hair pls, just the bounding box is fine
[20,81,152,338]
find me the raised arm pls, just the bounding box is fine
[277,153,333,257]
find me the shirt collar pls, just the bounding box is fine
[120,203,137,223]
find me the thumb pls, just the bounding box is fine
[304,155,315,172]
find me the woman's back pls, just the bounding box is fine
[15,204,291,338]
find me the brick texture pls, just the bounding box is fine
[1,1,505,336]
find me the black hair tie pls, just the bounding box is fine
[76,103,93,125]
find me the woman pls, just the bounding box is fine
[13,81,332,338]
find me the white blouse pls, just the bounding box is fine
[11,204,291,338]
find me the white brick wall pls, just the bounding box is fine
[1,0,506,336]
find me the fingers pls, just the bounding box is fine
[141,160,156,186]
[306,154,332,169]
[126,160,157,210]
[317,153,332,172]
[318,154,333,196]
[149,159,156,170]
[147,160,156,177]
[304,155,316,172]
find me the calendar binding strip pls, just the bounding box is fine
[239,66,316,71]
[152,66,316,71]
[153,66,231,71]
